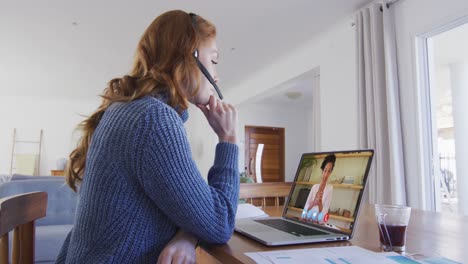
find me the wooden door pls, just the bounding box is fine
[244,126,285,183]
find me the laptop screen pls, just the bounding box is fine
[284,150,374,234]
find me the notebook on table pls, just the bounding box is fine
[235,149,374,246]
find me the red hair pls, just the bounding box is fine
[66,10,216,191]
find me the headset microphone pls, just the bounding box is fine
[193,49,223,100]
[189,12,223,100]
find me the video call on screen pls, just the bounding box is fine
[285,150,373,234]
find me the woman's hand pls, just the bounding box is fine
[197,95,237,144]
[314,192,324,212]
[317,200,323,212]
[157,230,198,264]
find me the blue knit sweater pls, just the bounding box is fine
[56,96,239,263]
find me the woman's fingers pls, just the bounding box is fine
[209,95,217,111]
[197,96,237,144]
[222,102,229,111]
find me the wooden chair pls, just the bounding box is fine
[0,192,47,264]
[239,182,293,209]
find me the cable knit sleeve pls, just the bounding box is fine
[135,104,239,244]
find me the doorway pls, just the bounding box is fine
[418,19,468,215]
[244,126,285,183]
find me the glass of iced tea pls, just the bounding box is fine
[374,204,411,252]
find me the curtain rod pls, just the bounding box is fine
[350,0,403,25]
[380,0,402,11]
[387,0,402,8]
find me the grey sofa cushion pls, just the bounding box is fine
[36,225,73,262]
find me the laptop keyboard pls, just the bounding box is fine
[255,219,328,237]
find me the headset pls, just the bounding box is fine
[189,13,224,100]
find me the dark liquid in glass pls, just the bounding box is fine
[379,224,407,247]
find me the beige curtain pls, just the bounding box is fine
[356,3,407,205]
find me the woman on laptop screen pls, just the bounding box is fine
[302,154,336,223]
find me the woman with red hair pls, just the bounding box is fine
[57,10,238,264]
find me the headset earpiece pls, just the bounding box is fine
[189,12,224,100]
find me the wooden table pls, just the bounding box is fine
[200,204,468,263]
[50,170,65,176]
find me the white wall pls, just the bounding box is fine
[237,103,310,182]
[0,90,312,182]
[184,102,311,182]
[184,105,218,179]
[0,4,358,182]
[0,96,100,175]
[449,62,468,216]
[174,101,312,182]
[226,18,358,152]
[0,95,222,180]
[393,0,468,209]
[222,0,468,210]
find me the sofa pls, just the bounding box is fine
[0,177,77,263]
[11,174,65,181]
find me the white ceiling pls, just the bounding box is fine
[243,68,318,108]
[0,0,372,99]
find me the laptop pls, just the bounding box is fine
[235,149,374,246]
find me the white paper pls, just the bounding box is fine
[236,203,269,219]
[420,257,462,264]
[245,246,415,264]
